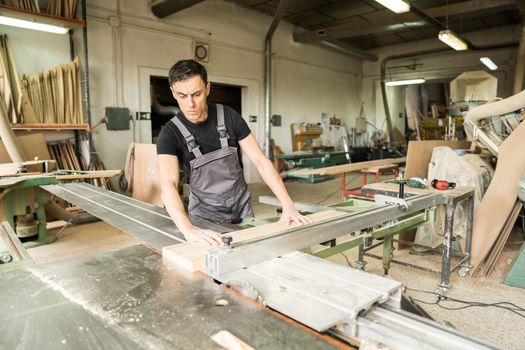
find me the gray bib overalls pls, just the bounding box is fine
[171,104,253,223]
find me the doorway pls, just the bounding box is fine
[150,76,242,143]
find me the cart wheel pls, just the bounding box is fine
[0,254,13,264]
[458,267,470,277]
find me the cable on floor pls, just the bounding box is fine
[406,286,525,319]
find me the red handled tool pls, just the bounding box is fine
[431,179,456,190]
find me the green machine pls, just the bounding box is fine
[0,176,60,270]
[276,151,349,183]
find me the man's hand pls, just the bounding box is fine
[183,226,224,246]
[279,205,312,225]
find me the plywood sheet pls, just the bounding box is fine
[162,210,348,272]
[404,140,471,179]
[131,143,163,207]
[471,121,525,271]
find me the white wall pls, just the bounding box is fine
[85,0,362,183]
[362,24,522,137]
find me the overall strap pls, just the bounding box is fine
[216,104,229,149]
[170,116,203,158]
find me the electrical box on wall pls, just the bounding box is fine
[105,107,130,130]
[271,114,281,127]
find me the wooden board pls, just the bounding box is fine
[480,201,522,276]
[55,170,122,180]
[162,210,348,272]
[131,143,163,207]
[0,133,51,162]
[291,157,406,176]
[404,140,471,178]
[471,121,525,271]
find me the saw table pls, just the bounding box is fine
[0,183,497,349]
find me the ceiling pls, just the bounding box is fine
[227,0,524,54]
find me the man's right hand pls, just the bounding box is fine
[182,226,224,246]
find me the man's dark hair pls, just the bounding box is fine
[168,59,208,86]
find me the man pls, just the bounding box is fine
[157,59,310,246]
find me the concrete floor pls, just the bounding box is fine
[28,175,525,349]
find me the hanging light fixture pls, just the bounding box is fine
[386,79,426,87]
[438,29,468,51]
[480,57,497,70]
[374,0,410,14]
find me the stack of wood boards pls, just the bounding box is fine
[47,140,84,170]
[163,210,349,272]
[45,0,78,19]
[0,0,39,12]
[0,0,79,19]
[23,57,84,124]
[0,34,36,124]
[477,201,522,276]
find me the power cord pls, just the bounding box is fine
[406,287,525,319]
[340,251,354,268]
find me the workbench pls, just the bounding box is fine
[360,182,474,294]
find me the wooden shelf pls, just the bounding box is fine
[0,5,85,31]
[11,123,90,131]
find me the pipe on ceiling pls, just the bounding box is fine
[149,0,206,19]
[513,26,525,94]
[264,0,290,158]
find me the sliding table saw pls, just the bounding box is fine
[0,182,496,349]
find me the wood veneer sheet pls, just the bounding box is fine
[471,121,525,271]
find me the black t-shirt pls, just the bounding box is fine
[156,104,251,182]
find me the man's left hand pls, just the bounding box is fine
[279,206,312,225]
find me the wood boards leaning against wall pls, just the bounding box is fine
[0,33,84,125]
[0,0,79,19]
[23,57,84,124]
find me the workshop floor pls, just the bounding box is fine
[28,175,525,350]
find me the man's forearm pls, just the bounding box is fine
[161,186,193,234]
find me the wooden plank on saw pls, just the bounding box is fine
[291,157,406,176]
[162,210,349,272]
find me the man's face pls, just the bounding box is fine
[171,75,210,124]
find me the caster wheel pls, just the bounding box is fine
[0,254,13,264]
[458,267,470,277]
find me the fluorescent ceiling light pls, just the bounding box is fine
[386,79,426,87]
[0,15,69,34]
[438,30,468,51]
[374,0,410,14]
[480,57,497,70]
